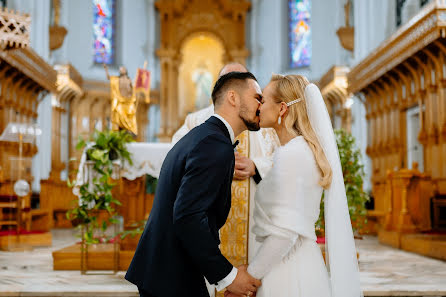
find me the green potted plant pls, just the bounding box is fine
[316,129,369,239]
[67,130,134,245]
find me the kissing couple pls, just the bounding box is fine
[125,69,362,297]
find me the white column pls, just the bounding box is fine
[350,95,372,192]
[249,0,262,76]
[352,0,396,66]
[32,95,52,192]
[145,0,161,142]
[60,101,69,180]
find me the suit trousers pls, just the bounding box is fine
[138,287,156,297]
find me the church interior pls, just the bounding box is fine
[0,0,445,296]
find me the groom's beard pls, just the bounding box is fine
[239,104,260,132]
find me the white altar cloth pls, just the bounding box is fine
[121,142,173,180]
[73,142,173,197]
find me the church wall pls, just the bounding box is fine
[250,0,348,87]
[7,0,51,60]
[352,0,434,67]
[53,0,154,83]
[144,0,160,142]
[353,0,396,66]
[61,0,160,142]
[350,0,399,196]
[31,96,53,192]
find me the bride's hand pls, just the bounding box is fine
[233,152,256,180]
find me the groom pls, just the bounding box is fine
[125,71,263,297]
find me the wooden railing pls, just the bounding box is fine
[348,1,446,224]
[0,7,30,49]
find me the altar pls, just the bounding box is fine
[74,142,172,188]
[73,142,173,228]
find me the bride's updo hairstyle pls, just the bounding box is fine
[270,74,333,189]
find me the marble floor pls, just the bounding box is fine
[0,229,445,297]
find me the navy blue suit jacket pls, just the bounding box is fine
[125,116,235,297]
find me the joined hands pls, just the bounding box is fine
[225,265,261,297]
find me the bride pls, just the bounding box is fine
[226,74,362,297]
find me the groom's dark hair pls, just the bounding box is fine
[211,71,257,108]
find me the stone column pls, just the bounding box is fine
[157,55,171,142]
[48,95,65,181]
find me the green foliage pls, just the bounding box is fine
[119,219,147,240]
[145,175,158,194]
[84,130,134,164]
[316,129,369,235]
[67,130,134,244]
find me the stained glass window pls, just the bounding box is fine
[288,0,311,68]
[93,0,115,64]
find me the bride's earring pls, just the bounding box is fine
[278,116,282,125]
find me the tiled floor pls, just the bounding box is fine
[0,229,137,297]
[358,236,446,296]
[0,229,445,296]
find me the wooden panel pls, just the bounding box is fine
[378,229,402,248]
[117,177,154,228]
[401,234,446,261]
[0,232,52,250]
[381,168,433,233]
[52,244,134,271]
[40,179,77,228]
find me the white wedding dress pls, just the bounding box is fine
[248,136,331,297]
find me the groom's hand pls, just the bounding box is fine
[226,265,261,296]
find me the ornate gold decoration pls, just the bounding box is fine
[49,25,68,51]
[318,66,351,131]
[0,48,58,93]
[155,0,251,141]
[219,131,250,296]
[49,0,68,51]
[55,64,83,102]
[0,7,30,49]
[336,0,354,52]
[109,76,138,135]
[336,27,354,52]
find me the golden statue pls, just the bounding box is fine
[104,64,138,135]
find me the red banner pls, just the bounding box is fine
[135,68,151,103]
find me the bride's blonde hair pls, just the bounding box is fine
[270,74,332,189]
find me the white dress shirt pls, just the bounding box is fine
[212,114,235,144]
